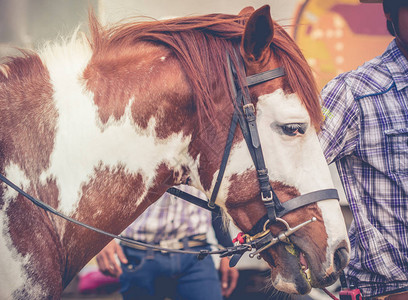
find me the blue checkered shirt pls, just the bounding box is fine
[319,39,408,298]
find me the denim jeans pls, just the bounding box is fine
[119,245,223,300]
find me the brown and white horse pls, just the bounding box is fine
[0,5,349,299]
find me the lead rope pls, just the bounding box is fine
[321,288,339,300]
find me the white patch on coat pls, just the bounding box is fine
[0,165,46,299]
[38,36,194,221]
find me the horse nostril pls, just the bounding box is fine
[334,247,349,272]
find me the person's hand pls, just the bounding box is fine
[96,240,128,277]
[219,257,239,298]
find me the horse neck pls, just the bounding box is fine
[0,41,201,285]
[46,43,203,280]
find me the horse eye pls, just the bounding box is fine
[281,123,306,136]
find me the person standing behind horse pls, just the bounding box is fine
[319,0,408,299]
[96,184,238,300]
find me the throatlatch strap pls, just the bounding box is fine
[167,187,221,214]
[208,111,240,209]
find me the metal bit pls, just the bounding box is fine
[249,217,316,258]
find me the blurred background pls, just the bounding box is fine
[0,0,392,299]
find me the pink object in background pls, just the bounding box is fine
[78,271,120,294]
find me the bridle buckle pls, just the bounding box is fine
[261,192,273,202]
[243,103,255,112]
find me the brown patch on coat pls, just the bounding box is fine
[6,189,64,298]
[0,51,57,177]
[61,162,176,284]
[61,164,145,284]
[83,40,194,140]
[225,170,301,232]
[188,98,236,191]
[0,52,61,297]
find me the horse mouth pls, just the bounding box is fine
[299,251,311,283]
[263,243,314,294]
[286,243,313,289]
[265,241,341,295]
[276,242,344,293]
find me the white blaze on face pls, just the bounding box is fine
[258,90,348,255]
[216,89,348,253]
[256,89,331,193]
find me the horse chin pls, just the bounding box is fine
[264,244,313,295]
[265,242,344,295]
[265,243,339,295]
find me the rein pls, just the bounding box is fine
[0,173,246,259]
[0,49,339,266]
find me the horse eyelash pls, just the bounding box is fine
[280,123,307,136]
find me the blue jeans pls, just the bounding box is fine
[119,245,223,300]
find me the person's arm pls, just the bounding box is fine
[319,76,360,164]
[96,240,128,277]
[212,211,239,298]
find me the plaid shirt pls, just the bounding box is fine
[319,40,408,298]
[123,185,211,244]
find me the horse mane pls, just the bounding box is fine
[271,26,322,129]
[0,11,320,131]
[87,10,322,129]
[87,12,244,130]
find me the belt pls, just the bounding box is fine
[120,234,208,252]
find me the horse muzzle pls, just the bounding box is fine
[256,216,350,295]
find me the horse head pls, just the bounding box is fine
[194,6,350,294]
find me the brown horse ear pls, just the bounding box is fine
[241,5,274,61]
[238,6,255,16]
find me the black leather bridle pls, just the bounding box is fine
[168,49,340,265]
[0,49,339,266]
